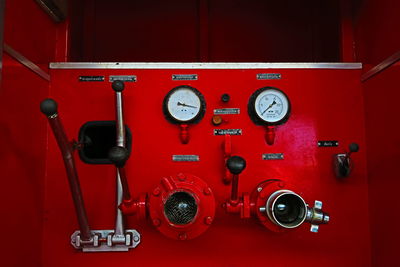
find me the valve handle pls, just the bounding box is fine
[40,98,58,117]
[226,156,246,175]
[349,143,359,153]
[112,80,125,92]
[108,146,129,167]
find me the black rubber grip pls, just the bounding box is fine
[40,98,58,116]
[349,143,359,153]
[108,146,129,167]
[227,156,246,175]
[112,80,125,92]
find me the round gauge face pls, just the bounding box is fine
[248,87,291,125]
[163,86,206,124]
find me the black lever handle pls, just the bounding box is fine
[108,146,129,168]
[226,156,247,175]
[40,98,92,241]
[40,98,58,117]
[112,80,125,92]
[349,143,359,154]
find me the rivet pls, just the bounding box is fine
[133,235,140,242]
[257,187,263,192]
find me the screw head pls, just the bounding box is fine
[203,187,212,195]
[204,216,213,225]
[178,233,187,240]
[133,235,140,242]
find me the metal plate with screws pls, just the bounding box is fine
[214,108,240,115]
[109,75,137,82]
[172,74,198,80]
[172,155,200,162]
[214,129,242,135]
[318,141,339,147]
[262,153,284,160]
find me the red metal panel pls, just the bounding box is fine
[43,67,370,266]
[0,54,49,267]
[363,64,400,267]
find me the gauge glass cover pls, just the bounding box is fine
[166,87,202,122]
[253,88,290,124]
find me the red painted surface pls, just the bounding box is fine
[43,67,370,266]
[363,64,400,266]
[69,0,341,62]
[0,54,49,267]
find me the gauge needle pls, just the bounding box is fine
[261,100,277,115]
[177,102,198,108]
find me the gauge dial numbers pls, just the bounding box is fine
[248,87,291,125]
[163,86,206,124]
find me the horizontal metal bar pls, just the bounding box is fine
[4,43,50,81]
[50,62,362,70]
[361,51,400,82]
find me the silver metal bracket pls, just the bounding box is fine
[71,229,140,252]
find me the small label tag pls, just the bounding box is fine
[257,73,281,80]
[262,153,284,160]
[214,108,240,115]
[79,76,105,82]
[172,155,200,162]
[172,74,198,81]
[318,141,339,147]
[109,75,137,82]
[214,129,242,135]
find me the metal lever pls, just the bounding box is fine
[40,99,92,241]
[334,143,360,178]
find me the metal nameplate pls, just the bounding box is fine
[318,141,339,147]
[172,155,200,162]
[79,76,105,82]
[262,153,284,160]
[257,73,282,80]
[214,129,242,135]
[172,74,198,81]
[109,75,137,82]
[214,108,240,115]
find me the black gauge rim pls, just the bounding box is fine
[247,86,291,126]
[163,85,206,124]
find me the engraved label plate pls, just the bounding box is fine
[172,74,198,80]
[172,155,200,162]
[79,76,105,82]
[257,73,282,80]
[109,75,137,82]
[262,153,284,160]
[318,141,339,147]
[213,129,242,135]
[214,108,240,115]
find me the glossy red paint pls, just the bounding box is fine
[42,67,370,266]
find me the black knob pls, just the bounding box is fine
[40,98,58,116]
[349,143,359,153]
[221,93,230,103]
[226,156,246,175]
[112,80,125,92]
[108,146,129,167]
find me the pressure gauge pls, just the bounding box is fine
[248,87,291,126]
[163,85,206,124]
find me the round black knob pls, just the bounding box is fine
[108,146,129,167]
[112,80,125,92]
[349,143,359,153]
[221,93,230,103]
[226,156,246,175]
[40,98,58,116]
